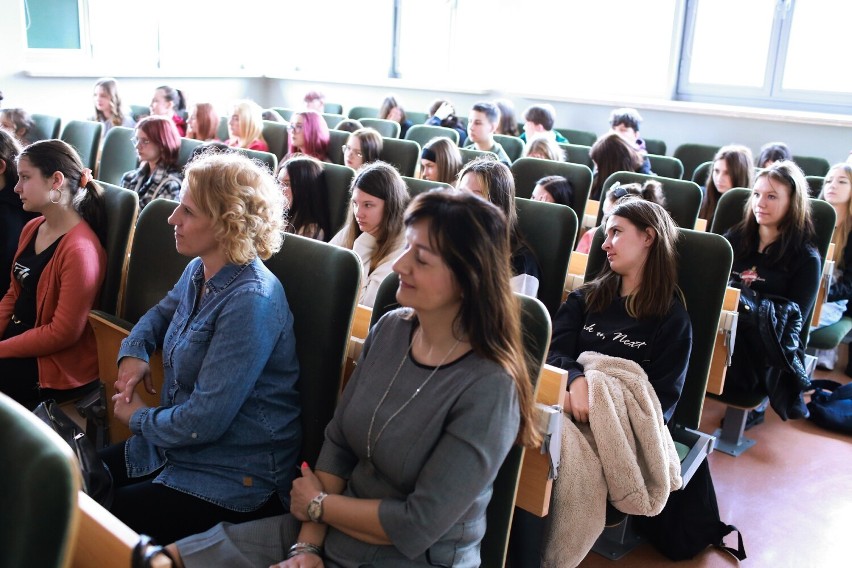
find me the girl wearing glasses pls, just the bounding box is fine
[120,116,183,209]
[278,155,331,241]
[286,110,330,162]
[0,140,107,412]
[225,100,269,152]
[343,127,382,170]
[330,162,408,307]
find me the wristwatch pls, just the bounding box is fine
[307,492,328,523]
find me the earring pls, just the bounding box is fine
[49,188,62,204]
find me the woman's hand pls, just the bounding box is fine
[270,553,324,568]
[114,356,154,403]
[568,376,590,423]
[291,463,326,522]
[113,391,148,426]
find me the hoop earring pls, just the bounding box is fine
[49,188,63,204]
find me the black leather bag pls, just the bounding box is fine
[33,399,113,507]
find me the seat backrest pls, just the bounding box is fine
[691,160,713,185]
[370,273,550,568]
[494,134,525,163]
[554,128,597,146]
[262,120,290,161]
[406,111,430,125]
[234,147,277,174]
[264,234,361,465]
[558,143,593,168]
[323,163,356,238]
[0,392,80,568]
[30,113,62,141]
[324,103,344,115]
[647,154,685,180]
[511,157,592,228]
[710,188,835,347]
[217,116,230,141]
[327,129,349,166]
[272,107,295,121]
[321,113,347,130]
[805,175,823,198]
[793,155,831,178]
[347,106,379,120]
[97,126,138,186]
[60,120,104,172]
[98,183,139,316]
[460,147,497,165]
[177,138,204,171]
[129,105,150,123]
[599,171,702,229]
[644,138,667,156]
[585,228,733,429]
[122,199,190,323]
[361,118,401,139]
[405,124,459,147]
[402,176,453,198]
[379,137,420,177]
[673,143,720,182]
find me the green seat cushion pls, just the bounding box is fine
[808,317,852,350]
[675,441,689,462]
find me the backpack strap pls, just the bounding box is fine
[718,524,747,561]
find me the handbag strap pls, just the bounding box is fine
[717,524,747,561]
[132,534,177,568]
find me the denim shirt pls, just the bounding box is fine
[119,257,301,511]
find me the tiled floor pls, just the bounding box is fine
[575,352,852,568]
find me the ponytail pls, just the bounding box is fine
[74,180,107,247]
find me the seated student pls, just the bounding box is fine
[0,131,37,296]
[588,132,645,200]
[608,107,652,174]
[532,175,574,206]
[419,136,463,185]
[286,110,330,162]
[0,108,35,146]
[577,180,666,254]
[225,99,269,152]
[186,103,220,142]
[812,163,852,371]
[379,94,413,138]
[725,161,820,424]
[522,137,566,162]
[457,157,542,296]
[0,140,107,412]
[149,85,187,136]
[278,155,331,241]
[103,151,301,544]
[91,77,135,137]
[699,144,754,228]
[169,190,539,568]
[329,161,409,307]
[343,127,383,170]
[120,116,183,209]
[303,90,325,112]
[426,99,467,146]
[464,102,512,164]
[496,98,520,137]
[334,118,363,133]
[519,104,568,144]
[756,141,792,168]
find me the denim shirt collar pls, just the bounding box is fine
[191,260,252,298]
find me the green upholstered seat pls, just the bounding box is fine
[379,137,420,177]
[97,126,138,186]
[30,113,62,141]
[555,128,597,146]
[401,176,453,198]
[405,124,459,147]
[323,163,356,237]
[673,143,720,182]
[511,157,592,234]
[61,119,104,172]
[494,134,525,163]
[97,182,139,316]
[361,118,401,139]
[647,154,685,180]
[600,171,702,229]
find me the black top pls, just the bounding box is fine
[547,289,692,422]
[828,230,852,315]
[511,245,542,282]
[0,181,39,295]
[12,232,63,328]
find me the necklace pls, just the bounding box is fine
[366,329,461,461]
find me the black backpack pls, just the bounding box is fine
[633,460,746,561]
[807,379,852,434]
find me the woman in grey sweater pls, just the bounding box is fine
[169,190,540,567]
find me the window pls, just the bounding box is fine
[677,0,852,112]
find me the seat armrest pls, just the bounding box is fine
[671,424,715,486]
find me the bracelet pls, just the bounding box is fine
[286,542,322,559]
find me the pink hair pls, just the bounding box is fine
[136,116,182,166]
[290,110,329,161]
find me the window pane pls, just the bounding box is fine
[783,1,852,93]
[687,0,775,88]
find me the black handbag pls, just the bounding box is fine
[33,399,114,507]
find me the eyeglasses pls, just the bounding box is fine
[288,123,304,132]
[130,136,151,146]
[279,179,291,189]
[342,145,363,159]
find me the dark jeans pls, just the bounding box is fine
[100,441,286,544]
[507,507,545,567]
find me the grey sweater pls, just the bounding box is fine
[316,309,520,567]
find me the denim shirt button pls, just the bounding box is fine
[191,432,198,439]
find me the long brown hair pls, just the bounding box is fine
[340,161,409,272]
[700,144,754,223]
[819,163,852,267]
[421,136,462,185]
[584,199,681,319]
[403,191,540,447]
[589,132,643,200]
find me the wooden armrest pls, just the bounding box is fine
[516,364,569,517]
[694,218,707,232]
[706,286,740,396]
[810,244,835,327]
[342,305,373,392]
[351,304,372,341]
[583,199,599,218]
[74,491,170,568]
[88,312,164,443]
